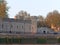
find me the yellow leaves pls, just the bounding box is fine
[46,10,60,28]
[0,2,6,19]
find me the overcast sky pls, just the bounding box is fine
[6,0,60,18]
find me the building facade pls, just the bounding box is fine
[37,27,55,34]
[0,18,37,34]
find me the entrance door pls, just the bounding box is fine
[43,31,46,34]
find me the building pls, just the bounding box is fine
[0,18,37,34]
[14,11,37,33]
[37,27,55,34]
[30,16,37,33]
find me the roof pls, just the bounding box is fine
[3,18,31,23]
[38,27,55,32]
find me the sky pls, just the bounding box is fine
[6,0,60,18]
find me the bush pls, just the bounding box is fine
[37,38,47,44]
[0,38,47,44]
[58,38,60,43]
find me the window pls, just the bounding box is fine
[22,26,23,29]
[2,24,3,28]
[9,31,12,33]
[10,24,13,28]
[32,27,33,29]
[17,26,18,29]
[29,26,31,30]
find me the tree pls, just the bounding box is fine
[15,10,30,19]
[45,10,60,31]
[37,16,46,27]
[38,16,44,21]
[0,0,8,19]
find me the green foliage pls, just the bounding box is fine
[37,38,47,44]
[0,38,59,44]
[0,38,47,44]
[20,38,37,44]
[58,38,60,43]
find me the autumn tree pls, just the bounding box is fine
[45,10,60,31]
[0,0,8,19]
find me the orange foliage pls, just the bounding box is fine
[0,1,6,19]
